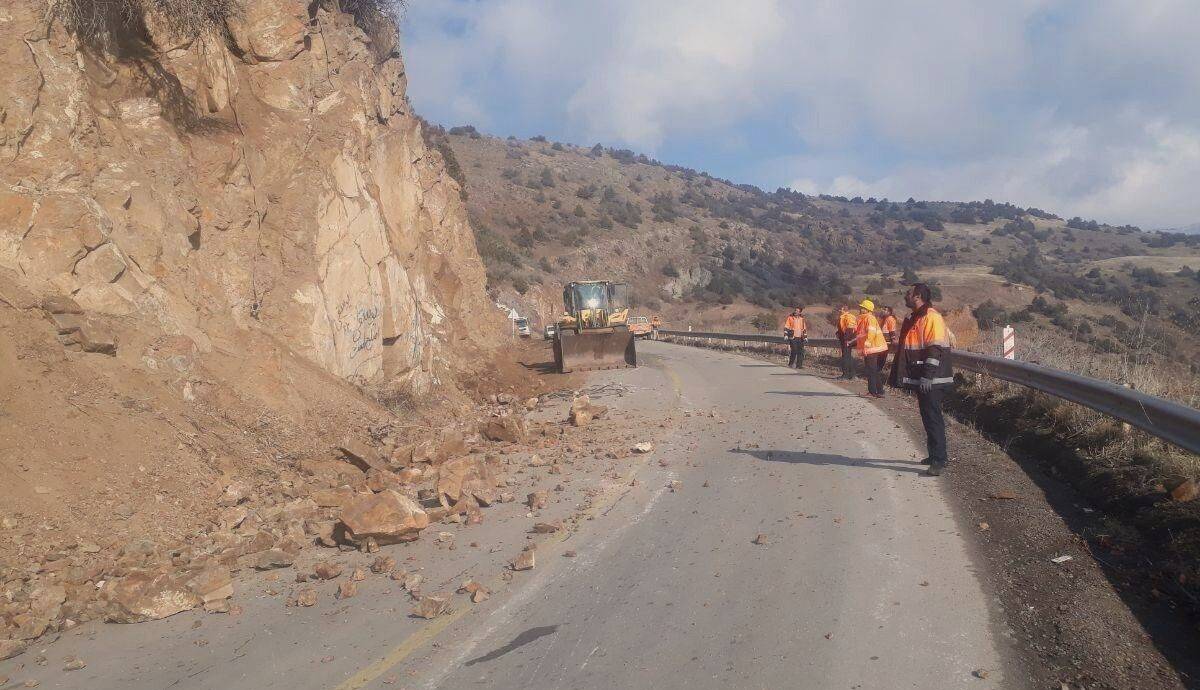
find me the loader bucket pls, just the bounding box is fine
[554,329,637,373]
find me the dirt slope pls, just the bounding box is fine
[0,0,518,645]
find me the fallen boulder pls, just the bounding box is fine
[437,456,498,508]
[481,416,527,444]
[338,490,430,545]
[104,570,202,623]
[568,395,607,427]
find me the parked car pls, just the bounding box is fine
[514,317,532,337]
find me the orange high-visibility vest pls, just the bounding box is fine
[900,307,954,387]
[838,311,857,337]
[784,314,806,337]
[856,312,888,356]
[882,314,898,341]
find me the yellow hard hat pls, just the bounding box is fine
[859,299,875,311]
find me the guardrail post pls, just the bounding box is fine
[1003,325,1015,360]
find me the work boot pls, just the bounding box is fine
[924,461,945,477]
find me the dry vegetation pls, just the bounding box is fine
[438,128,1200,384]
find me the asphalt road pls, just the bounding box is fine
[404,340,1007,689]
[3,340,1008,689]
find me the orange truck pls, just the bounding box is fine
[628,315,653,338]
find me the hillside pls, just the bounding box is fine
[433,127,1200,380]
[0,0,523,643]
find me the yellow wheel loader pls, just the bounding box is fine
[553,280,638,373]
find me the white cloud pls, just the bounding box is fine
[402,0,1200,228]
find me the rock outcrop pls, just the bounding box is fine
[0,0,510,646]
[1,0,501,396]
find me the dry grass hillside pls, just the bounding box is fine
[432,126,1200,388]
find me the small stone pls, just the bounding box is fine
[531,521,561,534]
[527,491,549,510]
[988,490,1017,500]
[752,533,768,545]
[413,594,450,619]
[632,442,654,454]
[973,669,990,679]
[669,480,682,492]
[314,561,343,580]
[458,580,490,604]
[351,568,366,582]
[403,573,424,592]
[24,680,40,688]
[563,550,577,558]
[0,640,26,661]
[337,581,358,599]
[370,556,396,574]
[978,522,989,531]
[253,549,295,570]
[295,588,318,607]
[511,549,536,571]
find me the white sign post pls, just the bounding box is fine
[1002,325,1015,360]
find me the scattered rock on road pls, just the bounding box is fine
[413,594,450,619]
[511,548,536,571]
[632,442,654,454]
[104,570,203,623]
[338,490,430,546]
[527,491,549,510]
[314,561,343,580]
[0,640,26,661]
[337,581,358,599]
[370,556,396,574]
[294,588,317,607]
[988,490,1018,500]
[752,533,769,545]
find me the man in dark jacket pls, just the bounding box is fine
[888,283,954,476]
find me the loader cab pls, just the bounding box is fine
[562,281,630,330]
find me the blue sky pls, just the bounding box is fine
[401,1,1200,230]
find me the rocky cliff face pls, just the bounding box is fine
[1,0,500,396]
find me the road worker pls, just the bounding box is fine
[855,299,888,397]
[880,305,899,345]
[836,305,859,379]
[783,306,808,369]
[888,283,955,476]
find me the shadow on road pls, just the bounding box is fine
[762,390,858,398]
[465,625,560,666]
[731,448,927,475]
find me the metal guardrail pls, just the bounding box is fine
[656,329,1200,455]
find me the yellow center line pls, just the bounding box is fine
[334,431,663,690]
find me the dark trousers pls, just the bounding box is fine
[840,343,855,379]
[917,387,948,465]
[788,338,805,368]
[863,353,884,395]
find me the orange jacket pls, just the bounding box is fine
[881,314,899,342]
[856,312,888,356]
[784,314,806,338]
[837,311,857,341]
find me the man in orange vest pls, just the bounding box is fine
[855,299,888,397]
[888,283,955,476]
[783,306,807,368]
[836,306,858,380]
[880,305,899,345]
